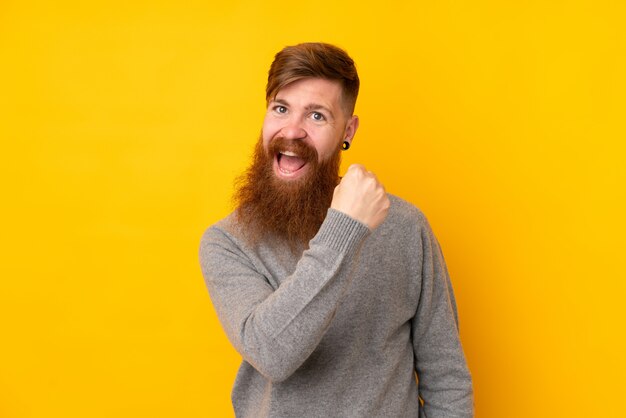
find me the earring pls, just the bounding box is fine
[342,141,350,150]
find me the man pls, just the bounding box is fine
[199,42,474,417]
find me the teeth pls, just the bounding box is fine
[281,150,298,157]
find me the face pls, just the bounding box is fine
[262,77,359,181]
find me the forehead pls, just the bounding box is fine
[274,78,343,107]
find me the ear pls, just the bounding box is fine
[343,115,360,146]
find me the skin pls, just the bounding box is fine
[331,163,390,231]
[262,77,389,230]
[263,78,358,179]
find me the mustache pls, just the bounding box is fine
[267,137,318,163]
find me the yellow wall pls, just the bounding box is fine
[1,1,624,416]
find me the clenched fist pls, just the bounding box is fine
[331,164,390,230]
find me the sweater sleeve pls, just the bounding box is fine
[199,209,370,383]
[412,217,474,417]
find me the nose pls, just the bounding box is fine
[279,118,307,140]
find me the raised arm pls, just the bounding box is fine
[200,164,388,383]
[200,209,369,383]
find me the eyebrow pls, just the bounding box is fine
[272,98,335,120]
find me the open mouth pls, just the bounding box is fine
[275,150,308,177]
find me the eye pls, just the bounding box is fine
[274,105,287,114]
[311,112,325,121]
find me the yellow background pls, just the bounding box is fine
[1,0,625,416]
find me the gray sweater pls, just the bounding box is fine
[199,195,473,417]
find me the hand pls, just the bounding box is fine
[331,164,390,230]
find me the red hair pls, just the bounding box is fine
[266,43,360,115]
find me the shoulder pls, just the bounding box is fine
[200,211,235,242]
[386,194,429,230]
[373,194,440,247]
[199,212,249,261]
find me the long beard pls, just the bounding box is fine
[233,134,342,249]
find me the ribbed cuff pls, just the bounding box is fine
[313,209,370,253]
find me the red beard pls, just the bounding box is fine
[233,134,342,249]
